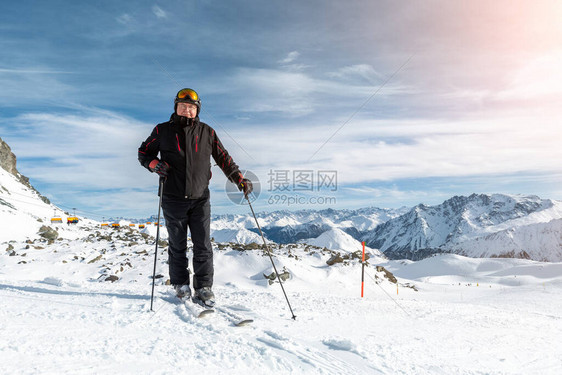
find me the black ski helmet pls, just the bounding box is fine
[174,88,201,115]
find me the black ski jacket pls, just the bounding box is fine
[138,113,242,199]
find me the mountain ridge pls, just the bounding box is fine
[363,193,562,261]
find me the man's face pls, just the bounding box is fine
[176,102,198,118]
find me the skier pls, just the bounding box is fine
[138,88,253,307]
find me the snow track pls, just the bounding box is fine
[1,268,562,374]
[1,220,562,374]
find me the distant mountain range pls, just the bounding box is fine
[211,206,408,243]
[209,194,562,262]
[2,137,561,262]
[363,194,562,261]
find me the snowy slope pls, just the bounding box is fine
[0,166,63,242]
[300,227,383,259]
[451,218,562,262]
[1,222,561,374]
[387,252,562,284]
[211,227,267,244]
[302,227,363,252]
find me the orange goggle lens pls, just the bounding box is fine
[176,88,199,101]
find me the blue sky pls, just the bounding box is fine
[1,0,561,219]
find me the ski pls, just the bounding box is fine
[190,296,215,318]
[176,294,213,318]
[174,291,253,326]
[214,305,254,327]
[234,318,254,327]
[197,308,215,318]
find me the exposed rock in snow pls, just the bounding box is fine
[0,137,50,204]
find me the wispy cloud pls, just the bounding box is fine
[328,64,385,85]
[225,62,407,119]
[216,112,562,186]
[228,67,319,116]
[280,51,300,64]
[116,13,134,25]
[152,5,167,19]
[0,67,75,107]
[0,68,75,74]
[1,109,156,217]
[498,51,562,100]
[341,185,444,209]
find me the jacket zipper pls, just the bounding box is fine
[188,133,194,198]
[184,127,190,198]
[185,122,197,198]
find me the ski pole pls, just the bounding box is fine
[150,177,165,311]
[244,193,297,320]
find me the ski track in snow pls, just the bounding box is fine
[1,274,562,374]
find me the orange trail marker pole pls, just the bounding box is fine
[361,242,366,297]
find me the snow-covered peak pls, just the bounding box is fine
[303,228,363,252]
[301,227,384,258]
[364,193,562,261]
[211,227,267,244]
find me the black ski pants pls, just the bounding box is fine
[162,194,213,289]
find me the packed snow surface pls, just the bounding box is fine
[1,221,561,374]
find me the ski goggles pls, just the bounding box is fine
[176,88,199,102]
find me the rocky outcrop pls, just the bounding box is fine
[0,137,50,204]
[375,265,397,283]
[38,225,58,241]
[0,137,18,176]
[326,253,344,265]
[263,269,291,285]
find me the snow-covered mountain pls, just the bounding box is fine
[298,227,384,259]
[363,193,562,261]
[211,207,408,246]
[0,137,66,242]
[301,227,362,252]
[450,218,562,261]
[211,227,267,244]
[210,194,562,262]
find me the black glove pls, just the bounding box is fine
[238,178,253,197]
[150,160,170,178]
